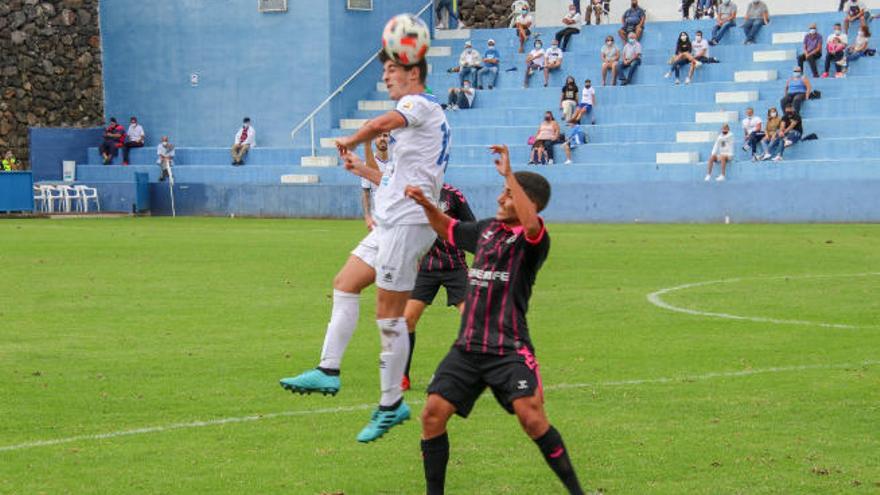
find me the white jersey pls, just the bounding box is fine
[361,155,389,214]
[374,93,449,226]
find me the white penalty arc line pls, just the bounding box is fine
[1,359,877,454]
[646,272,880,330]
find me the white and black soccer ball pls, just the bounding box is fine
[382,14,430,66]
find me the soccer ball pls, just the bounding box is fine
[382,14,430,66]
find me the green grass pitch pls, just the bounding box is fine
[0,218,878,494]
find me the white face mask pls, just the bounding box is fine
[809,28,817,34]
[680,35,687,41]
[695,35,702,41]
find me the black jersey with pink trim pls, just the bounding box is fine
[447,217,550,355]
[419,184,475,272]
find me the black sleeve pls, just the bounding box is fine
[451,218,492,254]
[453,191,476,222]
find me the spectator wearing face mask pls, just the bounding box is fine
[618,34,642,86]
[705,123,734,182]
[587,0,606,25]
[543,40,564,87]
[156,136,174,182]
[446,80,476,111]
[600,36,620,86]
[569,79,596,125]
[555,4,582,51]
[477,39,500,90]
[514,6,534,54]
[531,111,562,165]
[457,41,482,88]
[741,0,769,45]
[763,105,802,161]
[758,107,781,158]
[709,0,738,46]
[844,24,872,74]
[618,0,646,43]
[798,24,824,78]
[99,117,125,165]
[562,123,587,165]
[780,66,812,114]
[665,31,700,85]
[122,116,145,166]
[823,24,849,77]
[523,39,545,88]
[692,30,720,64]
[560,76,579,123]
[740,107,764,160]
[843,0,871,34]
[231,117,255,166]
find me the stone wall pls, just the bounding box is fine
[457,0,536,29]
[0,0,103,169]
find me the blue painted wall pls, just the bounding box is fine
[28,127,104,182]
[0,172,34,213]
[100,0,424,149]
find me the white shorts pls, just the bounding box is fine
[351,230,380,268]
[361,224,436,292]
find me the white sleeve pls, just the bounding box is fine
[459,51,467,65]
[395,95,430,128]
[248,128,256,147]
[234,129,241,144]
[360,178,372,189]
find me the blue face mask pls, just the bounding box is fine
[628,38,636,44]
[793,72,802,78]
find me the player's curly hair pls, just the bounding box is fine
[514,171,551,213]
[378,49,429,85]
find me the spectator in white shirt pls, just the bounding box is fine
[692,30,720,64]
[458,41,482,87]
[523,39,545,88]
[706,123,734,182]
[618,33,642,85]
[156,135,174,182]
[843,0,871,34]
[568,79,596,125]
[543,40,564,87]
[446,79,476,110]
[122,116,145,165]
[231,117,255,166]
[555,4,582,52]
[823,23,849,77]
[587,0,606,25]
[600,36,620,86]
[740,107,764,160]
[514,7,534,53]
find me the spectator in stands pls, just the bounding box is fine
[741,0,769,45]
[445,79,476,110]
[709,0,737,46]
[231,117,255,166]
[1,150,18,171]
[122,116,145,166]
[530,111,562,164]
[695,0,716,19]
[530,139,549,165]
[843,0,871,34]
[562,123,588,164]
[824,24,849,77]
[665,31,700,85]
[681,0,695,19]
[100,117,125,165]
[457,41,482,87]
[569,79,596,125]
[560,76,579,122]
[798,24,824,77]
[618,32,642,85]
[705,123,734,182]
[741,107,764,160]
[780,66,812,113]
[692,30,720,64]
[763,105,802,161]
[844,24,872,74]
[601,35,620,86]
[156,136,174,182]
[514,6,534,53]
[758,106,781,159]
[618,0,646,42]
[555,4,582,51]
[523,39,545,88]
[543,40,564,87]
[587,0,605,25]
[435,0,460,30]
[477,39,500,90]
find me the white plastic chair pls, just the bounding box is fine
[44,185,63,213]
[33,185,47,212]
[76,185,101,213]
[57,184,82,213]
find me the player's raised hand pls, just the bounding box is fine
[341,150,364,172]
[489,144,512,177]
[405,185,430,207]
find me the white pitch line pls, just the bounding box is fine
[646,272,880,329]
[1,360,876,454]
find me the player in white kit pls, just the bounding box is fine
[280,51,450,443]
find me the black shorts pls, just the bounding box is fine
[410,268,467,307]
[426,346,543,418]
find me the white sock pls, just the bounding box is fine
[318,290,360,370]
[377,317,409,407]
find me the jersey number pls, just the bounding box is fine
[436,122,450,172]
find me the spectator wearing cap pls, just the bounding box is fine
[231,117,255,166]
[100,117,126,165]
[780,66,812,113]
[477,39,500,90]
[122,116,145,165]
[555,4,582,52]
[741,0,769,45]
[457,41,482,87]
[798,23,823,77]
[156,136,175,181]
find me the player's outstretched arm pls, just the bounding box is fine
[336,111,406,155]
[405,185,453,240]
[342,150,383,185]
[490,144,542,239]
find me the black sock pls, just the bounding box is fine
[378,398,402,412]
[404,332,416,378]
[316,366,340,376]
[421,432,449,495]
[534,426,584,495]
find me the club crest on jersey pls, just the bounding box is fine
[516,380,529,390]
[505,234,518,245]
[481,231,495,240]
[402,101,414,110]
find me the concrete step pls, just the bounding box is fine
[695,110,739,124]
[427,46,452,57]
[753,49,797,63]
[301,155,338,167]
[358,100,396,111]
[734,69,778,82]
[676,131,716,143]
[434,28,471,40]
[320,137,338,149]
[772,32,806,44]
[715,90,759,104]
[656,151,700,164]
[281,174,319,184]
[340,118,368,129]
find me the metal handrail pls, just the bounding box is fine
[290,0,435,157]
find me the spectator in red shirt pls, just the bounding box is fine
[100,118,126,165]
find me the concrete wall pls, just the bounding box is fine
[29,126,103,182]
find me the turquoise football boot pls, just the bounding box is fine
[356,401,411,443]
[279,368,340,396]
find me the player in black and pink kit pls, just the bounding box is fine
[405,145,584,495]
[402,184,475,391]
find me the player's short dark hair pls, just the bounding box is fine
[378,50,429,85]
[514,171,551,213]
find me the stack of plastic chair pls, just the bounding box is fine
[75,185,101,213]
